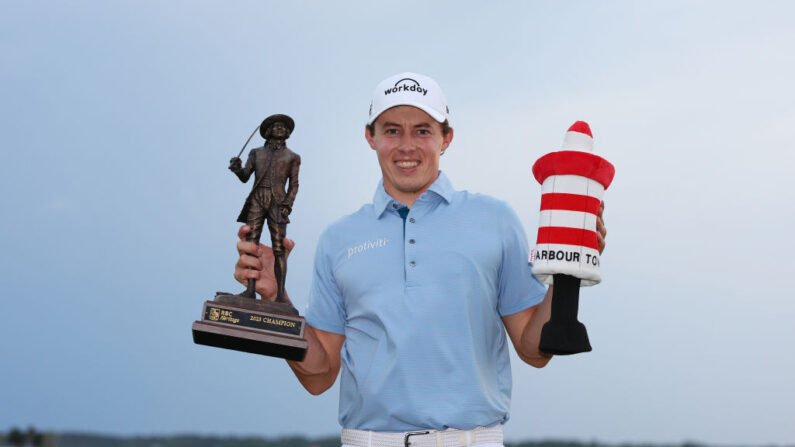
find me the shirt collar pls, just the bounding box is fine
[372,171,455,218]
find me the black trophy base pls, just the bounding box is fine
[538,273,593,356]
[192,293,308,361]
[539,320,592,355]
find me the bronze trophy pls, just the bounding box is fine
[192,114,308,361]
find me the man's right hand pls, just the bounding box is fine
[234,225,295,301]
[229,157,242,171]
[234,225,344,395]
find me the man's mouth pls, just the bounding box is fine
[395,161,419,168]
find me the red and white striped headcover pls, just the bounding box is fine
[530,120,614,286]
[561,121,594,152]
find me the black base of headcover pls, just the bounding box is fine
[539,274,592,355]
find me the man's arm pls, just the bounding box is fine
[234,225,342,395]
[287,326,344,395]
[502,288,553,368]
[503,201,607,368]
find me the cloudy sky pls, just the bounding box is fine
[1,1,794,445]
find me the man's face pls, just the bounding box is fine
[268,122,290,140]
[365,105,453,206]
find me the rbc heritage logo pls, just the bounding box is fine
[384,77,428,96]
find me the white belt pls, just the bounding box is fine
[341,425,503,447]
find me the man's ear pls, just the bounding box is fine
[365,126,376,150]
[441,127,454,152]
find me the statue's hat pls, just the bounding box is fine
[260,114,295,138]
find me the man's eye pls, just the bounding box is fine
[417,129,429,135]
[386,129,399,134]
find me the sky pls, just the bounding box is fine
[1,1,794,445]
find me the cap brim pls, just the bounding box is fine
[367,102,446,125]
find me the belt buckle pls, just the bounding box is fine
[404,430,431,447]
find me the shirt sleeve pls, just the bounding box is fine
[497,202,547,316]
[305,229,347,334]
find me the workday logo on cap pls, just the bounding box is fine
[385,77,429,97]
[367,72,449,125]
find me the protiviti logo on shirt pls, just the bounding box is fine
[384,78,428,96]
[347,238,390,259]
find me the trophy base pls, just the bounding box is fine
[538,273,593,356]
[539,320,592,355]
[192,293,308,361]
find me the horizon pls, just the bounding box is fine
[3,428,786,447]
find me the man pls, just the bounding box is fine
[234,73,607,445]
[230,114,300,303]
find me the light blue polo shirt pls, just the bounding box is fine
[306,172,547,432]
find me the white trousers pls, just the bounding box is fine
[341,425,504,447]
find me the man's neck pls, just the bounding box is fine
[383,173,439,208]
[388,191,421,209]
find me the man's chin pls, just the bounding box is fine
[394,180,432,195]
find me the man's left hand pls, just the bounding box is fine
[597,201,607,254]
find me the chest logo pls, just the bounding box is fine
[347,238,390,259]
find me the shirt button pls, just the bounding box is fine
[409,218,415,223]
[392,203,398,209]
[409,261,416,267]
[409,239,415,244]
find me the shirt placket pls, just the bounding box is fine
[404,200,426,289]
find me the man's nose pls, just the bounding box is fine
[398,131,413,150]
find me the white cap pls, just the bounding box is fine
[367,72,449,125]
[561,120,594,152]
